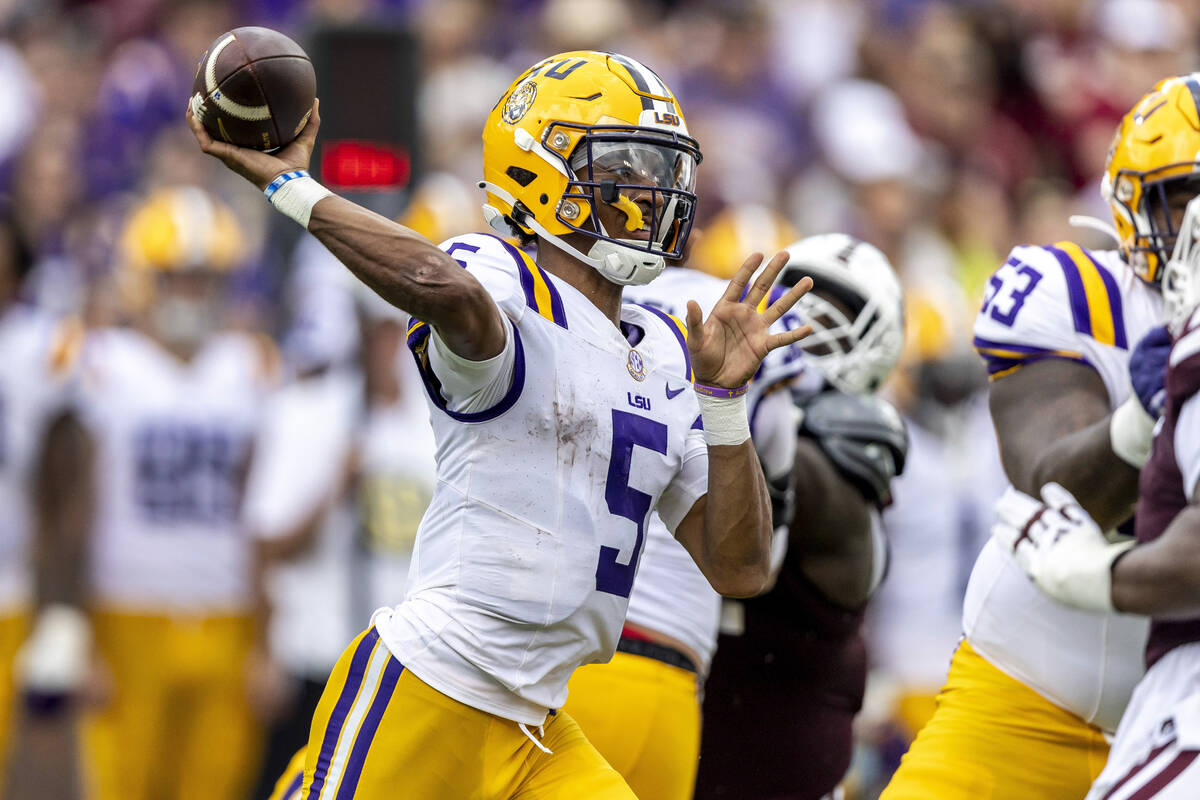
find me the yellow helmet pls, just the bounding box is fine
[117,186,246,316]
[120,186,246,275]
[481,51,702,285]
[1104,74,1200,284]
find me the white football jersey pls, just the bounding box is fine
[80,328,272,613]
[375,234,708,725]
[0,306,78,613]
[622,268,729,671]
[967,241,1160,731]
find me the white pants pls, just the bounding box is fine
[1088,641,1200,799]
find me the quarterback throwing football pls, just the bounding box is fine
[190,50,812,799]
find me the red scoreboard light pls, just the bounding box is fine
[307,24,419,206]
[321,141,411,191]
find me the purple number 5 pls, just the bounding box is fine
[596,409,668,598]
[984,263,1042,327]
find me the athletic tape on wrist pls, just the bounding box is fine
[698,394,750,446]
[1110,396,1156,468]
[265,170,331,229]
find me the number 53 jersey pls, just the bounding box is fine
[969,241,1160,731]
[381,233,708,726]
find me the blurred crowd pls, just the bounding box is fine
[0,0,1196,798]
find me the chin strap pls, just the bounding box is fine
[478,180,665,285]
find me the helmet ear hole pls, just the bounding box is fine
[506,166,537,187]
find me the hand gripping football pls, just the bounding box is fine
[190,26,316,152]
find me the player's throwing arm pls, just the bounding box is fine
[186,101,506,364]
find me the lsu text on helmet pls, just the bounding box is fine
[774,233,905,394]
[481,51,702,286]
[1104,73,1200,284]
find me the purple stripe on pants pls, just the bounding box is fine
[334,657,406,800]
[304,629,380,800]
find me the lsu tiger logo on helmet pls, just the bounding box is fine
[1104,73,1200,284]
[481,51,702,286]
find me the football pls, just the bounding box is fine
[189,26,316,152]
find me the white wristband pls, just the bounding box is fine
[698,394,750,446]
[265,170,332,229]
[1110,396,1156,468]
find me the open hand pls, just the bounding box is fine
[686,251,814,389]
[186,97,321,191]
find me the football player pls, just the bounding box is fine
[66,187,277,800]
[880,75,1199,799]
[189,51,814,799]
[563,234,907,800]
[991,194,1200,798]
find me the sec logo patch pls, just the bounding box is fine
[627,349,646,381]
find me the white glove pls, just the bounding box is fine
[991,482,1134,612]
[14,604,93,695]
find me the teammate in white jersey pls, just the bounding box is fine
[562,235,907,800]
[46,187,278,800]
[880,75,1200,799]
[190,50,814,800]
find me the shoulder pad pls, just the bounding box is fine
[437,233,570,326]
[1037,241,1129,350]
[974,241,1129,379]
[797,389,909,507]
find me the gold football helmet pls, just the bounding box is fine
[1104,74,1200,283]
[118,186,246,347]
[481,51,702,285]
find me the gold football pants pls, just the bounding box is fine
[563,649,701,800]
[880,639,1109,799]
[300,627,635,800]
[81,611,260,800]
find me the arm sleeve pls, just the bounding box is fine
[656,427,709,534]
[427,320,517,414]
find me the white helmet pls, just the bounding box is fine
[1163,194,1200,335]
[775,233,905,394]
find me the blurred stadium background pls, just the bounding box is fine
[0,0,1195,797]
